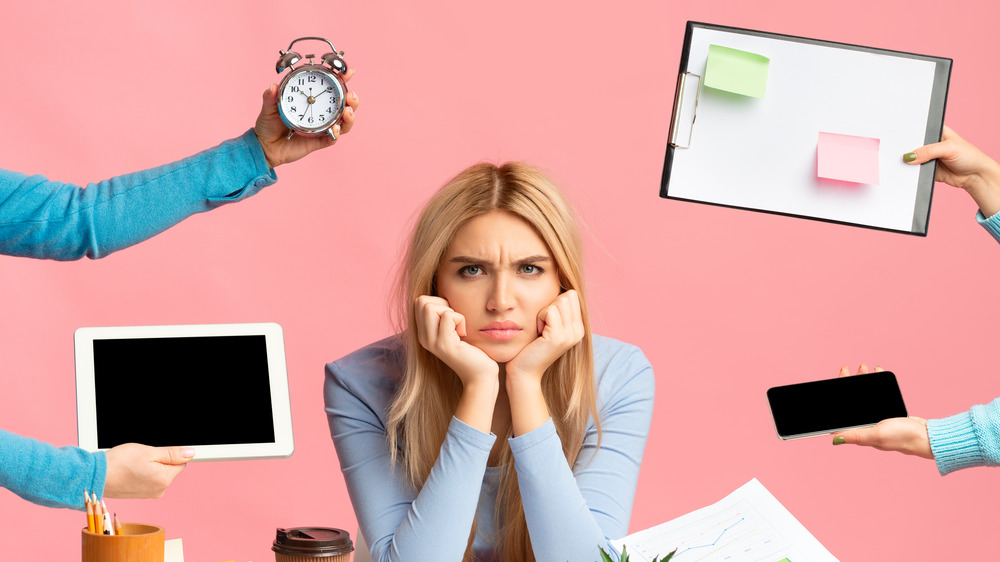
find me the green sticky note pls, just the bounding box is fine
[776,558,792,562]
[704,44,770,98]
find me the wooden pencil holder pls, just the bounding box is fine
[82,523,165,562]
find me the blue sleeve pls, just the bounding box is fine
[324,360,496,562]
[0,428,106,510]
[0,129,276,260]
[975,209,1000,244]
[927,398,1000,476]
[510,342,655,562]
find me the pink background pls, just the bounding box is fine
[1,1,997,560]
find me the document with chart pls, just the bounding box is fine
[611,478,837,561]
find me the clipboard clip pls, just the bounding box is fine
[669,71,701,149]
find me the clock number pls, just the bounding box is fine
[286,96,294,102]
[297,78,305,85]
[308,75,317,83]
[290,86,300,93]
[290,106,297,112]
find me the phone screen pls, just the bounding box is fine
[766,371,907,439]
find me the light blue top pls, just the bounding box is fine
[325,334,655,562]
[0,129,275,508]
[924,210,1000,476]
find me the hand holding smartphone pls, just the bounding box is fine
[767,371,908,440]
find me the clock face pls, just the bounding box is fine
[277,67,346,134]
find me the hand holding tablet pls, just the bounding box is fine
[104,443,195,499]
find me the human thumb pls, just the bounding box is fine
[157,446,196,465]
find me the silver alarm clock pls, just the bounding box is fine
[275,37,349,140]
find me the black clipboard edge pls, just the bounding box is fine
[912,59,952,235]
[660,21,954,237]
[664,194,927,237]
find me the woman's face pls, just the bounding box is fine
[435,211,562,363]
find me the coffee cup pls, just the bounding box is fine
[272,527,353,562]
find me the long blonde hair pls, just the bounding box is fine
[387,162,599,561]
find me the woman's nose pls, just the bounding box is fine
[487,275,515,311]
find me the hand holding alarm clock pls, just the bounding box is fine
[253,36,359,169]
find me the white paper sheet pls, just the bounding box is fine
[611,478,837,562]
[165,538,184,562]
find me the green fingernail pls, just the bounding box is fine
[903,152,917,163]
[832,436,846,445]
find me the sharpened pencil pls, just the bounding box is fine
[101,500,113,535]
[85,491,95,533]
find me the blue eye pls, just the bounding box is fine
[520,264,543,275]
[459,265,484,277]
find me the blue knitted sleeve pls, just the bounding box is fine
[0,129,275,260]
[927,398,1000,475]
[0,429,106,510]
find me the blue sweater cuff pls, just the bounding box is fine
[976,209,1000,241]
[203,129,277,204]
[92,451,108,502]
[508,418,557,453]
[240,128,274,174]
[448,416,497,451]
[927,411,985,476]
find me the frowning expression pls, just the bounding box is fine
[435,211,561,363]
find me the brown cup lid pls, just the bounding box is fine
[272,527,353,557]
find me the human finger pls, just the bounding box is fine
[345,90,359,111]
[832,427,875,446]
[548,290,584,344]
[438,309,466,339]
[415,296,444,348]
[838,366,850,378]
[904,130,962,165]
[537,302,563,337]
[155,446,196,466]
[561,290,584,339]
[261,83,279,108]
[341,66,355,84]
[339,102,356,135]
[856,363,872,375]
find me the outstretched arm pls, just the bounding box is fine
[0,430,193,509]
[0,72,359,261]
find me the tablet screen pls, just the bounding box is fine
[93,335,275,449]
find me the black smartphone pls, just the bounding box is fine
[766,371,908,440]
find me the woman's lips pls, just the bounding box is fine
[479,321,522,341]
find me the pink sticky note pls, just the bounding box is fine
[816,132,880,185]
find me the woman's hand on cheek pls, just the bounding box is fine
[506,290,585,382]
[414,296,499,385]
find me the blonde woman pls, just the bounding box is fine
[324,162,654,561]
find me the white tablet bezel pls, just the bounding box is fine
[75,322,294,461]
